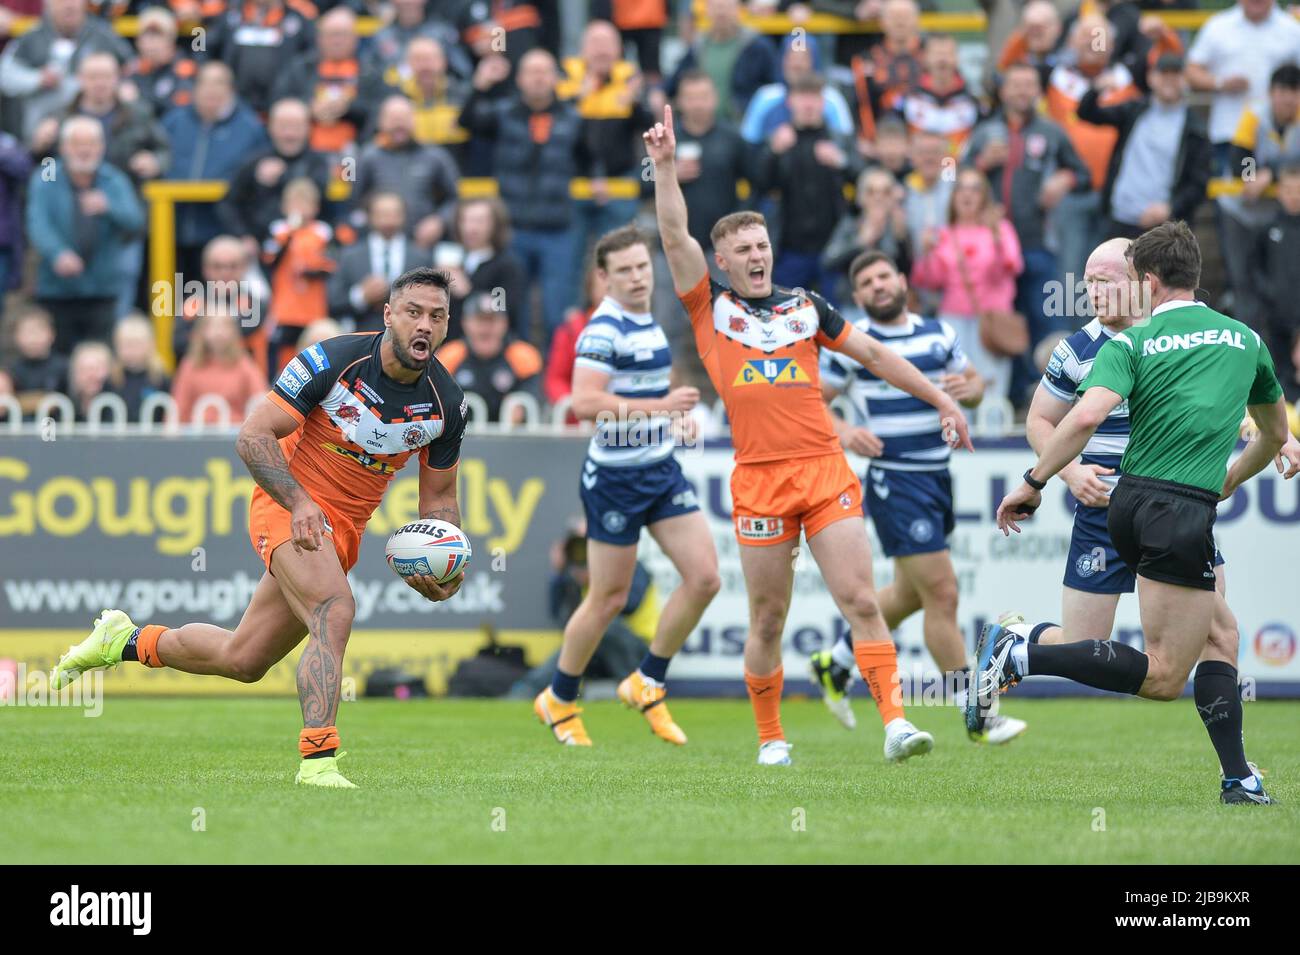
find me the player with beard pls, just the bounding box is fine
[52,269,469,788]
[647,107,975,766]
[811,252,1027,743]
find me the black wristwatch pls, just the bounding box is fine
[1023,468,1047,491]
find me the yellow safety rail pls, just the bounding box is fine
[142,176,646,370]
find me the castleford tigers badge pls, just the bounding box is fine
[729,315,748,333]
[402,425,425,448]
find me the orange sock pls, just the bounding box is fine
[299,726,340,758]
[854,640,904,725]
[744,666,785,743]
[134,625,167,668]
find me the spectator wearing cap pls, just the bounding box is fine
[1078,52,1211,242]
[329,191,433,334]
[270,7,391,165]
[0,129,33,319]
[26,115,144,353]
[892,34,983,156]
[437,293,543,424]
[460,48,588,343]
[218,98,332,263]
[1186,0,1300,173]
[161,62,271,280]
[662,0,779,122]
[439,196,529,341]
[556,21,654,294]
[740,32,854,145]
[753,74,864,299]
[383,36,471,167]
[367,0,472,82]
[1254,162,1300,402]
[31,51,170,317]
[0,0,132,141]
[672,70,752,264]
[207,0,317,117]
[352,95,460,249]
[1217,63,1300,329]
[124,6,198,118]
[966,60,1088,377]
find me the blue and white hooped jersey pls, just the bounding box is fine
[821,312,968,471]
[1041,318,1130,484]
[573,296,675,468]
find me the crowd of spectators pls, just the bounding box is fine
[2,0,1300,430]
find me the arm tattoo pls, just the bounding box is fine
[236,431,306,510]
[421,496,461,528]
[297,595,342,728]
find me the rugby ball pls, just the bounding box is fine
[385,520,472,584]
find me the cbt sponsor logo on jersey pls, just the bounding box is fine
[733,358,811,386]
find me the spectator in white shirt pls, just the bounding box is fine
[1186,0,1300,170]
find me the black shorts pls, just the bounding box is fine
[1107,474,1219,591]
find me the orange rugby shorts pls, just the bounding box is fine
[248,488,363,572]
[729,452,862,546]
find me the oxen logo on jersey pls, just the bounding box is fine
[733,358,812,387]
[715,294,820,352]
[321,382,443,452]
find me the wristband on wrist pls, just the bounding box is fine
[1023,468,1047,491]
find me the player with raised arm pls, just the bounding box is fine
[811,251,1026,744]
[999,236,1300,803]
[533,225,721,747]
[52,269,468,789]
[974,223,1294,804]
[646,106,973,766]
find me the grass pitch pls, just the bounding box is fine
[3,697,1297,864]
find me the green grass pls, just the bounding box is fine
[2,697,1296,863]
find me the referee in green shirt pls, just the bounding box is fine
[976,221,1292,803]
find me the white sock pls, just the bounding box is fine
[1011,642,1030,676]
[830,639,856,671]
[1241,774,1261,791]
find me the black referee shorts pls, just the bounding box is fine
[1107,474,1220,591]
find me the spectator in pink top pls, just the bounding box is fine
[171,311,267,425]
[911,167,1023,401]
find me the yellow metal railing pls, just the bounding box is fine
[7,8,1240,39]
[142,176,647,370]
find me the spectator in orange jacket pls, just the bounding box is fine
[439,291,543,424]
[262,177,337,375]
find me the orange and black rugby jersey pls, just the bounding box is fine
[266,333,467,526]
[679,276,853,465]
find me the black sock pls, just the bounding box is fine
[1194,661,1251,780]
[304,749,337,760]
[1027,640,1148,694]
[1028,622,1057,644]
[121,627,140,662]
[949,667,971,703]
